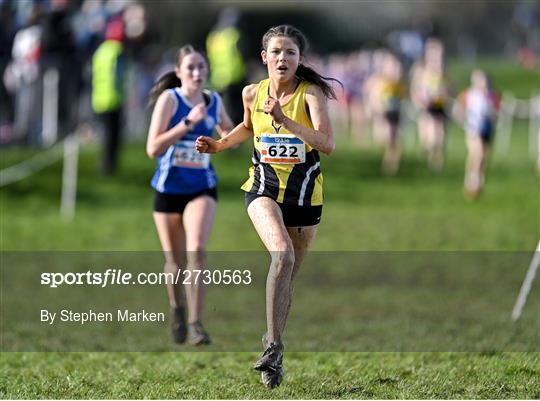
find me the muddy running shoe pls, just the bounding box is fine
[170,306,187,344]
[261,366,284,389]
[187,321,211,345]
[254,341,283,372]
[255,339,284,388]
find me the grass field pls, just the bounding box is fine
[1,121,537,251]
[1,60,539,399]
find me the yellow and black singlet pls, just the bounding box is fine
[241,79,323,206]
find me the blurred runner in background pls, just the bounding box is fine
[454,69,500,199]
[410,38,450,171]
[369,52,405,175]
[146,45,233,346]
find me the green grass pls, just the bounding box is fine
[1,352,539,399]
[1,121,538,251]
[1,60,539,398]
[2,251,538,353]
[449,57,540,98]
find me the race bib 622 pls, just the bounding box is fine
[260,133,306,164]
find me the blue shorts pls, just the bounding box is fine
[479,118,494,143]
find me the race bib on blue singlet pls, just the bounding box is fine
[260,133,306,164]
[172,141,210,169]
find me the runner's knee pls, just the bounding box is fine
[186,248,207,266]
[270,251,295,278]
[164,260,180,274]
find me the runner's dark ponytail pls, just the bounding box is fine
[148,45,198,107]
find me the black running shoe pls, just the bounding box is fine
[261,360,285,389]
[261,366,284,389]
[254,341,283,372]
[170,306,187,344]
[187,321,211,345]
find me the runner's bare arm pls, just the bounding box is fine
[196,84,257,153]
[146,92,204,158]
[277,84,335,155]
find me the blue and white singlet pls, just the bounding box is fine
[151,88,221,195]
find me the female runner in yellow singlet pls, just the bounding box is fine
[410,38,450,170]
[196,25,339,389]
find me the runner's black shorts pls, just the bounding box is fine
[245,192,322,227]
[153,187,217,214]
[427,103,446,118]
[385,110,401,125]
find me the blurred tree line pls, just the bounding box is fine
[140,0,539,57]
